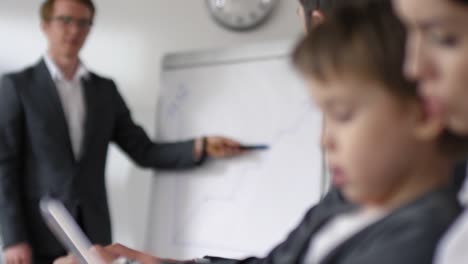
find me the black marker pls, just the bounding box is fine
[239,144,269,150]
[202,256,238,262]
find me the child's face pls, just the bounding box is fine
[308,76,422,206]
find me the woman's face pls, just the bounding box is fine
[394,0,468,134]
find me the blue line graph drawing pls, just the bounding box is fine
[165,84,189,120]
[163,88,321,252]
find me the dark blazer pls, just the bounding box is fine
[204,167,465,264]
[0,60,198,257]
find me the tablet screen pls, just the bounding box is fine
[40,198,105,264]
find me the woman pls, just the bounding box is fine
[393,1,468,263]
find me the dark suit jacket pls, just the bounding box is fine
[203,164,466,264]
[0,60,199,257]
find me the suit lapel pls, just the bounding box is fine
[34,60,76,161]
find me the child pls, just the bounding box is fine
[292,0,466,263]
[54,1,467,263]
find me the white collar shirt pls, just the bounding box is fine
[43,53,89,160]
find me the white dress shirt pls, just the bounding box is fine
[434,167,468,264]
[44,54,88,160]
[434,209,468,264]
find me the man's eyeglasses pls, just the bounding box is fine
[49,16,93,29]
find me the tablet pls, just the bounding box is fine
[40,197,105,264]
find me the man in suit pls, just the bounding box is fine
[0,0,245,263]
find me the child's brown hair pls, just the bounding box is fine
[293,0,468,157]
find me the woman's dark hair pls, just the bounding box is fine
[299,0,347,31]
[299,0,343,15]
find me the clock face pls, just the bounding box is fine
[206,0,279,31]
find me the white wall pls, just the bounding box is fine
[0,0,302,251]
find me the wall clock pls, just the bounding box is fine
[206,0,279,31]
